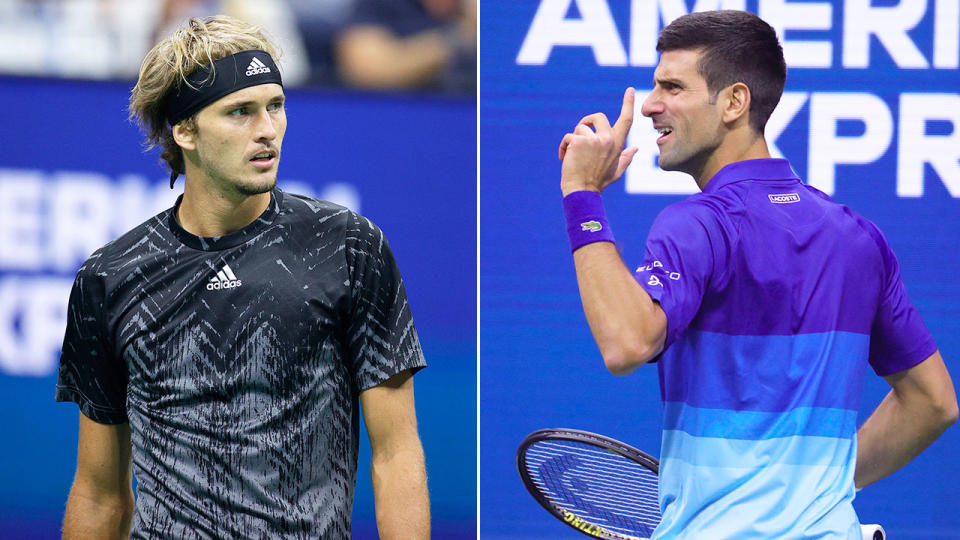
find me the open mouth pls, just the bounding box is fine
[656,127,673,144]
[249,150,277,168]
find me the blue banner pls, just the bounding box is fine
[0,76,476,538]
[481,1,960,538]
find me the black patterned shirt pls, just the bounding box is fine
[56,189,426,538]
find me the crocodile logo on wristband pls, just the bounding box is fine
[581,220,603,232]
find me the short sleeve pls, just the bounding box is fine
[344,213,426,391]
[634,202,722,351]
[866,225,936,376]
[55,252,128,424]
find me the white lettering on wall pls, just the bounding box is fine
[517,0,627,66]
[0,170,45,270]
[897,93,960,197]
[934,0,960,68]
[843,0,928,68]
[0,170,179,272]
[807,93,893,195]
[759,0,832,68]
[50,172,115,272]
[519,0,955,68]
[0,277,71,376]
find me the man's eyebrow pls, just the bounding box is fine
[220,95,286,109]
[654,76,683,86]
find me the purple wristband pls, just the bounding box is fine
[563,190,615,252]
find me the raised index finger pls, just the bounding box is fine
[612,87,636,143]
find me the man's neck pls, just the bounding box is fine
[176,178,272,238]
[695,134,772,190]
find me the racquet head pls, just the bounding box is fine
[516,428,661,540]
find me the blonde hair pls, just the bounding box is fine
[129,15,282,180]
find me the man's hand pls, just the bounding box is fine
[559,87,639,196]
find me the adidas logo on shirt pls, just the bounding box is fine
[246,57,271,76]
[207,264,242,290]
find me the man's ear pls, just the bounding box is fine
[721,82,751,126]
[172,120,197,151]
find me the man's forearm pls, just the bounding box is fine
[573,241,666,375]
[855,388,956,488]
[371,445,430,540]
[63,487,134,540]
[557,88,662,374]
[856,353,958,488]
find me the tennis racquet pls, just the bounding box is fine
[517,428,887,540]
[516,428,661,540]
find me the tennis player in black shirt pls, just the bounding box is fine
[56,15,429,539]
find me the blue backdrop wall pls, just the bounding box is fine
[481,1,960,539]
[0,77,476,538]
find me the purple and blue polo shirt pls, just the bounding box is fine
[634,159,936,539]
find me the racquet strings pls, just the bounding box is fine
[523,438,662,538]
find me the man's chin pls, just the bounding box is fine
[657,153,695,176]
[657,155,681,172]
[235,177,277,197]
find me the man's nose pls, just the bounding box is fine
[640,90,663,118]
[254,109,278,140]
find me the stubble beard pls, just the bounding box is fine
[203,159,278,198]
[658,141,694,174]
[658,133,718,180]
[234,176,277,196]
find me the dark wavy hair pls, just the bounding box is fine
[657,10,786,133]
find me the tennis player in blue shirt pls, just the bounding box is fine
[559,10,957,539]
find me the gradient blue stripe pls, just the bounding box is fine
[660,330,869,411]
[662,430,854,468]
[663,402,858,440]
[654,457,858,540]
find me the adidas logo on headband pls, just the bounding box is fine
[246,57,271,76]
[164,50,283,127]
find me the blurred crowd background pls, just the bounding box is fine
[0,0,476,93]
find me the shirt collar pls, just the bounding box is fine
[702,158,799,194]
[168,188,282,251]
